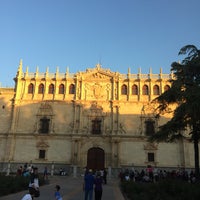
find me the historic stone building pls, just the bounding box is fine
[0,61,196,174]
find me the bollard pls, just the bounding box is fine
[51,162,54,176]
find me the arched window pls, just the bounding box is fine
[59,84,65,94]
[48,84,54,94]
[153,85,159,95]
[121,84,127,95]
[69,84,75,94]
[142,85,149,95]
[164,85,170,92]
[38,83,44,94]
[132,84,138,95]
[28,83,34,94]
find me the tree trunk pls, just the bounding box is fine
[193,131,199,177]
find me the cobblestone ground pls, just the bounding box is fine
[0,176,125,200]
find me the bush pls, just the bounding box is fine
[120,179,200,200]
[0,175,29,196]
[0,174,46,197]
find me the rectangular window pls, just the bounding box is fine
[39,150,46,159]
[145,120,155,135]
[91,119,101,134]
[39,118,50,134]
[148,152,155,162]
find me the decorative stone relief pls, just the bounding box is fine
[85,83,107,99]
[34,102,55,133]
[144,143,158,150]
[119,123,126,134]
[36,140,49,148]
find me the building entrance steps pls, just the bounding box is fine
[0,176,125,200]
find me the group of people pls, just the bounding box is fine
[119,166,197,183]
[21,166,40,200]
[17,163,33,177]
[17,163,49,180]
[21,183,62,200]
[20,164,108,200]
[21,165,62,200]
[83,168,107,200]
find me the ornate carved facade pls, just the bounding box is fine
[0,61,195,172]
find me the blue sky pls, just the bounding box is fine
[0,0,199,87]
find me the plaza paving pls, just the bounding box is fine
[0,175,125,200]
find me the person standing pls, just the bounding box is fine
[94,171,103,200]
[29,167,40,197]
[103,168,107,184]
[43,166,48,181]
[83,169,94,200]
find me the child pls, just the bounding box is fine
[55,185,63,200]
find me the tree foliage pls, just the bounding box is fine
[149,45,200,175]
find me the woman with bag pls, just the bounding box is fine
[94,171,103,200]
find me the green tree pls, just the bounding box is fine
[149,45,200,176]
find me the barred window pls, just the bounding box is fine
[48,84,54,94]
[145,120,155,135]
[153,85,159,95]
[59,84,65,94]
[69,84,75,94]
[28,83,34,94]
[38,84,44,94]
[132,84,138,95]
[39,117,50,134]
[142,85,149,95]
[148,152,155,162]
[39,150,46,159]
[91,118,101,135]
[121,84,127,95]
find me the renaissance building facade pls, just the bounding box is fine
[0,61,196,174]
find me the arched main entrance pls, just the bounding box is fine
[87,147,105,170]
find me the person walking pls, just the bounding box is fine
[94,171,103,200]
[83,169,94,200]
[54,185,63,200]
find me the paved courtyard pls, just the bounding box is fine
[0,175,125,200]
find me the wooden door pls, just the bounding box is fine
[87,147,105,170]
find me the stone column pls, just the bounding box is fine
[112,78,115,100]
[73,165,77,178]
[138,68,141,101]
[71,140,75,164]
[51,162,54,176]
[72,103,76,133]
[6,161,11,176]
[116,106,119,134]
[108,166,112,179]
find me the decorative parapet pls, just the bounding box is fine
[20,71,172,81]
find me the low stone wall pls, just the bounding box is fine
[0,162,121,178]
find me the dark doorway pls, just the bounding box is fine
[87,147,105,170]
